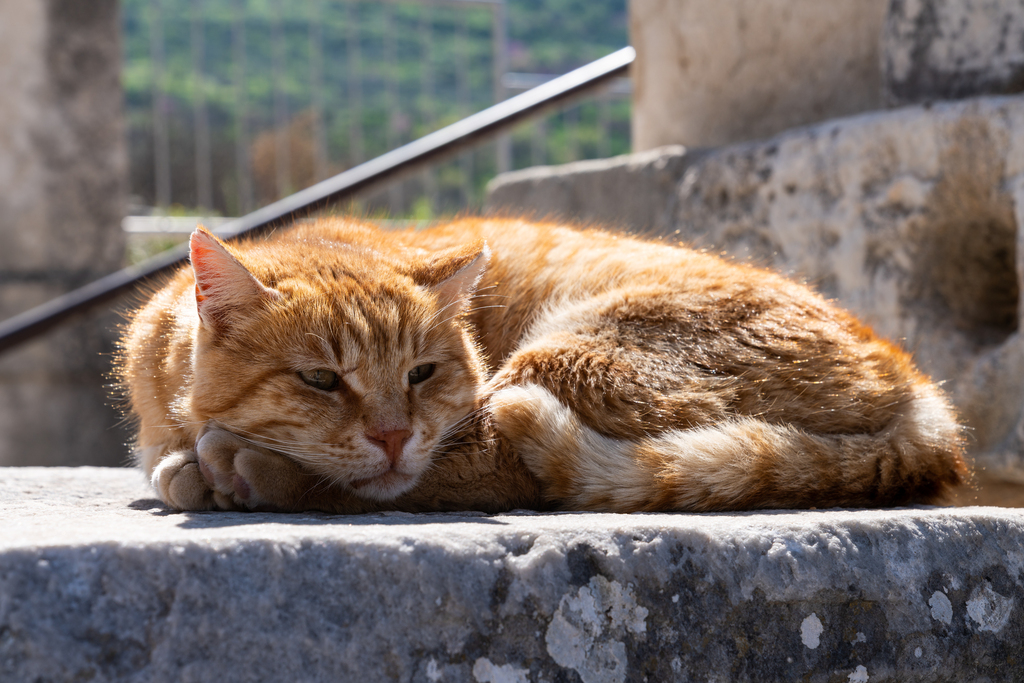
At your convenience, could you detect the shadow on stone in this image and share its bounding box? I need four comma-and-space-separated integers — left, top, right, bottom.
160, 507, 512, 529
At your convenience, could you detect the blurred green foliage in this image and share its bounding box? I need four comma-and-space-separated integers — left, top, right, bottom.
121, 0, 629, 217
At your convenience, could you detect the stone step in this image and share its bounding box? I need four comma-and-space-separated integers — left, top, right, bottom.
3, 467, 1022, 682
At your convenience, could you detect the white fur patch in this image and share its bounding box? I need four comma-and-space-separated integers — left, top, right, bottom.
490, 384, 653, 509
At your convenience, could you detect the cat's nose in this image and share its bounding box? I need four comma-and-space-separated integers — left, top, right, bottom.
366, 428, 412, 466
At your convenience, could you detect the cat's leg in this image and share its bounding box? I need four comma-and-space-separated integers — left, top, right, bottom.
137, 422, 233, 510
195, 427, 317, 511
194, 426, 370, 513
492, 380, 965, 512
487, 290, 965, 511
485, 293, 731, 511
489, 384, 634, 509
147, 430, 312, 511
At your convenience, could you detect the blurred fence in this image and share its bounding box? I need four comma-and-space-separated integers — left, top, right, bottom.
122, 0, 631, 221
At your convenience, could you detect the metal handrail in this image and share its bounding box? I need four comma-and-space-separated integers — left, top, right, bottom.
0, 47, 634, 355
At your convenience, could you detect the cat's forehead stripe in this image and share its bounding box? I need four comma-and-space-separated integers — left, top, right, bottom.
303, 332, 339, 363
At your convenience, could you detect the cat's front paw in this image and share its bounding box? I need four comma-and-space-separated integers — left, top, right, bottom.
151, 449, 219, 511
195, 427, 319, 512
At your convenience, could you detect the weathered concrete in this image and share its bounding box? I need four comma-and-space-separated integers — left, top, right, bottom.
485, 146, 697, 234
0, 0, 129, 466
884, 0, 1024, 105
2, 467, 1022, 682
629, 0, 887, 150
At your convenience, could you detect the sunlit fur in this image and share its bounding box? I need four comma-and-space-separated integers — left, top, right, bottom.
120, 220, 489, 506
117, 217, 969, 513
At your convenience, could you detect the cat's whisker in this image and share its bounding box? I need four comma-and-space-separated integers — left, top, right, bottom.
444, 404, 489, 426
151, 421, 206, 430
432, 410, 492, 443
429, 440, 497, 456
467, 293, 509, 300
426, 304, 508, 332
431, 429, 497, 446
211, 422, 320, 447
232, 440, 324, 463
424, 296, 469, 327
222, 432, 321, 452
304, 332, 337, 361
301, 473, 340, 501
211, 423, 343, 456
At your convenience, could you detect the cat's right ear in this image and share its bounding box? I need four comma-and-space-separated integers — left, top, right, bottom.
189, 227, 281, 331
415, 241, 491, 315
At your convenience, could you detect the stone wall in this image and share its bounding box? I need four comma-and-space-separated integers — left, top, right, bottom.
884, 0, 1024, 105
629, 0, 888, 150
0, 0, 128, 465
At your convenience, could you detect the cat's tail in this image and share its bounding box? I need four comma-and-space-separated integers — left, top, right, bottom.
489, 383, 968, 512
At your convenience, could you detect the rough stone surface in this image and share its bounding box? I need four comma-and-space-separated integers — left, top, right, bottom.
0, 0, 129, 466
884, 0, 1024, 105
3, 468, 1023, 682
629, 0, 887, 150
485, 146, 697, 234
673, 95, 1024, 486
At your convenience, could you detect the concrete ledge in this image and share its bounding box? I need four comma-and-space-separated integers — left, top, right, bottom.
3, 468, 1023, 682
485, 146, 697, 235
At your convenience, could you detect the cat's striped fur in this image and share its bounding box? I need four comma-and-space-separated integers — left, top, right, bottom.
117, 217, 968, 512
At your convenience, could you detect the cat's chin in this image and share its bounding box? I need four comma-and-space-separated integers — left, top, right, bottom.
347, 469, 419, 501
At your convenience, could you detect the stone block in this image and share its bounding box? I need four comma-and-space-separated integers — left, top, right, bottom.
673, 95, 1024, 485
2, 467, 1022, 682
0, 0, 128, 466
0, 0, 126, 276
484, 146, 697, 234
629, 0, 887, 150
884, 0, 1024, 105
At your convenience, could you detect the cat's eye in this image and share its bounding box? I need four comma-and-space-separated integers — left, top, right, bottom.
299, 368, 340, 391
408, 364, 436, 385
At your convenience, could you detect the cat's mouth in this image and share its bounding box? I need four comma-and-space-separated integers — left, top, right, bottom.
348, 469, 417, 500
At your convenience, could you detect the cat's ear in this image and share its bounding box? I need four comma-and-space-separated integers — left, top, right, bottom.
414, 241, 491, 313
189, 227, 281, 330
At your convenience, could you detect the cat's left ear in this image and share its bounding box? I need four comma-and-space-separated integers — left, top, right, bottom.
414, 241, 491, 313
190, 227, 282, 331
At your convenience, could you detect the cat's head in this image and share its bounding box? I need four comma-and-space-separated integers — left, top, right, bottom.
185, 224, 489, 501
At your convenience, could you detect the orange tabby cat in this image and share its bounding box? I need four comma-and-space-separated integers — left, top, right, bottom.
117, 217, 968, 513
